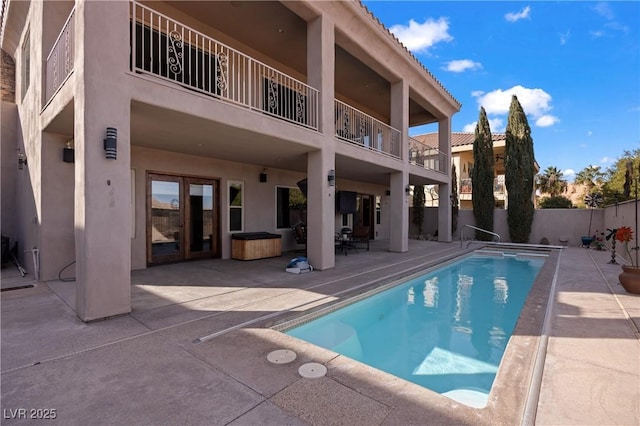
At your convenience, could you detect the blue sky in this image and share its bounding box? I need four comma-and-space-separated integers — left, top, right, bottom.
363, 1, 640, 180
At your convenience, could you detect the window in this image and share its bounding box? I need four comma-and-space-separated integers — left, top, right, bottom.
376, 195, 381, 225
228, 181, 243, 232
276, 186, 306, 229
21, 29, 30, 100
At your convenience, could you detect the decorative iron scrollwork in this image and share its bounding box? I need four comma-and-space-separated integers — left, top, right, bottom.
295, 91, 305, 122
167, 30, 183, 74
216, 53, 228, 92
267, 75, 278, 112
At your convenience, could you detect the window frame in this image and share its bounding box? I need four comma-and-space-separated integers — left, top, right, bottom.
228, 180, 244, 233
21, 28, 30, 100
275, 185, 306, 230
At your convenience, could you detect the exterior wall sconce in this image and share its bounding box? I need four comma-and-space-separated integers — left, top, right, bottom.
104, 127, 117, 160
259, 168, 267, 183
405, 185, 411, 195
63, 139, 74, 163
328, 169, 336, 186
17, 150, 27, 170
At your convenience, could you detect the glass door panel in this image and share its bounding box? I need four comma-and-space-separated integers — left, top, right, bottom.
186, 179, 217, 259
149, 176, 183, 263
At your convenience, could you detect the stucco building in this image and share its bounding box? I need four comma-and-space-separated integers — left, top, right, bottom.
1, 0, 459, 321
412, 132, 539, 210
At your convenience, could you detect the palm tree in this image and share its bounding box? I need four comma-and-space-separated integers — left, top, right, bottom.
537, 166, 568, 197
575, 165, 604, 191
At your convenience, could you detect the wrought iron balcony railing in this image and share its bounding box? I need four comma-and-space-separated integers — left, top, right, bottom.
334, 100, 402, 159
130, 1, 318, 130
45, 7, 75, 102
408, 136, 447, 173
460, 178, 472, 194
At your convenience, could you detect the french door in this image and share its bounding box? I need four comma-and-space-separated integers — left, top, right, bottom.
356, 194, 375, 239
147, 173, 220, 265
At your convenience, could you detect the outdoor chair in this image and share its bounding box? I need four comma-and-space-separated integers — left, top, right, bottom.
351, 225, 370, 251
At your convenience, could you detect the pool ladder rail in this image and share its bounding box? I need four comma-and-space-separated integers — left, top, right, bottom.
461, 224, 566, 251
460, 224, 501, 247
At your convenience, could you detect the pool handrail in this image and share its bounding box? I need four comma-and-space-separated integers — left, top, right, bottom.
460, 224, 501, 247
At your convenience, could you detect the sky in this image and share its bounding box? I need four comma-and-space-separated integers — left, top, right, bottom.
362, 1, 640, 181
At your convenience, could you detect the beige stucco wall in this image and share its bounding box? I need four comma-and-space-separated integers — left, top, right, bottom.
414, 207, 607, 247
1, 102, 18, 243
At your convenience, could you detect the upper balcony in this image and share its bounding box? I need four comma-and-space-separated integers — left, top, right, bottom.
459, 175, 506, 201
130, 1, 319, 131
408, 136, 447, 174
45, 7, 75, 103
40, 1, 454, 174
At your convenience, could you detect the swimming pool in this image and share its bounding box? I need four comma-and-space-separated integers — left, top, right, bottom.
283, 252, 546, 408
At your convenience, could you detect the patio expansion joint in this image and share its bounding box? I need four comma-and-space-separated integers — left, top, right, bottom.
174, 343, 269, 403
586, 249, 640, 341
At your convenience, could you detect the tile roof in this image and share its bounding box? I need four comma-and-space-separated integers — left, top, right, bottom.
412, 132, 507, 148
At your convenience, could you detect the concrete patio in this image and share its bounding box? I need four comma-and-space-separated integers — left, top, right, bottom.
1, 240, 638, 425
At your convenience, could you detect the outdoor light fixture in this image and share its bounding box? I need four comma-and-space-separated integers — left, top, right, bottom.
328, 169, 336, 186
63, 139, 74, 163
17, 150, 27, 170
405, 185, 411, 195
104, 127, 117, 160
260, 168, 267, 183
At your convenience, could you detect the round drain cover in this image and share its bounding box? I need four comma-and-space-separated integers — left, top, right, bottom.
298, 362, 327, 378
267, 349, 297, 364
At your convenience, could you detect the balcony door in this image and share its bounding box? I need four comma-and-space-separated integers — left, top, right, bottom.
147, 173, 219, 265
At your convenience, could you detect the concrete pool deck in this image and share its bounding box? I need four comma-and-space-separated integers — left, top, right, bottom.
1, 240, 638, 425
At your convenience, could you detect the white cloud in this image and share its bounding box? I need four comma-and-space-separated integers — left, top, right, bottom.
389, 18, 453, 53
589, 30, 605, 38
579, 144, 588, 148
444, 59, 482, 73
600, 156, 614, 163
462, 117, 504, 133
474, 85, 553, 117
592, 2, 614, 20
587, 130, 593, 136
489, 118, 505, 132
536, 115, 559, 127
563, 169, 576, 177
505, 6, 531, 23
559, 30, 570, 45
462, 122, 476, 133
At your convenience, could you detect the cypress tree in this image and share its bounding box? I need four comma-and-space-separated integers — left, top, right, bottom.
412, 185, 425, 236
505, 95, 535, 243
471, 107, 495, 240
451, 164, 459, 234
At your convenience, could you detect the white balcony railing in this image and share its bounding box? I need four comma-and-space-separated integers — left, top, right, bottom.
408, 136, 447, 173
335, 100, 401, 159
45, 7, 75, 102
130, 1, 318, 130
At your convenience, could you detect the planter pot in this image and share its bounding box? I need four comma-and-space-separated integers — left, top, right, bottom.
619, 265, 640, 294
581, 236, 594, 247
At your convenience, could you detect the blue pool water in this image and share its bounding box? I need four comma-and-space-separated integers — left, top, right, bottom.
285, 253, 545, 407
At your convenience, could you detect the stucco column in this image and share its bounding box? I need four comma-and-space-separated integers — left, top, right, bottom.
389, 80, 409, 252
305, 15, 335, 270
39, 133, 75, 281
438, 118, 452, 242
74, 1, 131, 321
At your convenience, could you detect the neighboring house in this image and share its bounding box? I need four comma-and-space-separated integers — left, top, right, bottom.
412, 132, 539, 209
1, 0, 460, 321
